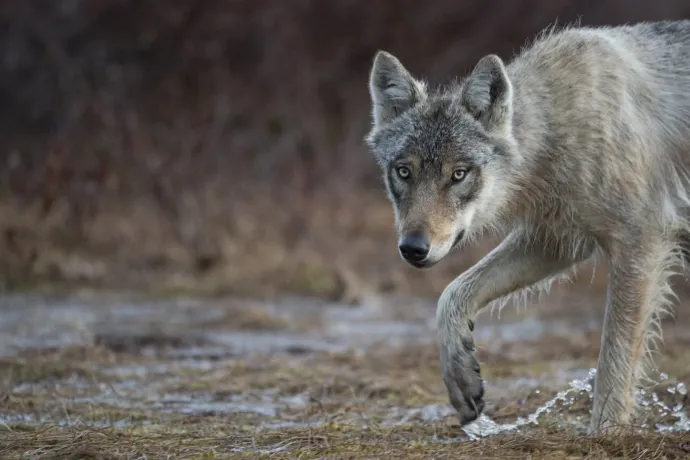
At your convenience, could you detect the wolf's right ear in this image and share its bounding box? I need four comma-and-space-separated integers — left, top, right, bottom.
368, 51, 427, 130
461, 54, 513, 136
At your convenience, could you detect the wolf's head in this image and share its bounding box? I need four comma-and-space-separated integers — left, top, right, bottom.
365, 51, 519, 268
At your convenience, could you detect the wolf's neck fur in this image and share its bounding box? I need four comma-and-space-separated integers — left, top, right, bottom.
489, 61, 554, 225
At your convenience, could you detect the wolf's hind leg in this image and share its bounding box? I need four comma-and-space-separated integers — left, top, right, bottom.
589, 238, 679, 433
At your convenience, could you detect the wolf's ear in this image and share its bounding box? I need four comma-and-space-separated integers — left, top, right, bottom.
368, 51, 427, 129
461, 54, 513, 135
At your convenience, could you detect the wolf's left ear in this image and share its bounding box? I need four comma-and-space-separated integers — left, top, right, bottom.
461, 54, 513, 135
368, 51, 427, 130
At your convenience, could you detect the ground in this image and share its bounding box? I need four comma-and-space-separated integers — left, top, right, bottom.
3, 3, 690, 459
1, 278, 689, 459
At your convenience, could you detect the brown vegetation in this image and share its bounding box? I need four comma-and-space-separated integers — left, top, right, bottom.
2, 1, 690, 299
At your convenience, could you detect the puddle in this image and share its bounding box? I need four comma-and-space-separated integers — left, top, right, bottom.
150, 391, 311, 418
386, 404, 457, 424
462, 369, 690, 439
0, 413, 154, 430
203, 331, 346, 355
0, 294, 436, 358
12, 370, 314, 424
0, 291, 606, 359
97, 361, 217, 378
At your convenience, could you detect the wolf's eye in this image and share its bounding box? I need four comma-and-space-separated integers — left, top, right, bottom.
452, 168, 468, 182
396, 166, 410, 179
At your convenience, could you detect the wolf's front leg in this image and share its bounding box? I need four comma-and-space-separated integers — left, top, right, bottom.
589, 241, 674, 433
436, 230, 595, 425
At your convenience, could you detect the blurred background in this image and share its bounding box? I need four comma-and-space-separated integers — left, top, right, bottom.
3, 0, 690, 302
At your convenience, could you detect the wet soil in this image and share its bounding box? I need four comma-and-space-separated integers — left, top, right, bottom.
0, 283, 689, 458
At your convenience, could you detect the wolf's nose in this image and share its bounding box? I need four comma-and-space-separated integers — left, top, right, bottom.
399, 233, 430, 262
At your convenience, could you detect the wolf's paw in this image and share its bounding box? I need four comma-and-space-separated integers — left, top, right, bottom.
439, 331, 485, 425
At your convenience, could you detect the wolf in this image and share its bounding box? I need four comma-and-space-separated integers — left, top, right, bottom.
364, 20, 690, 433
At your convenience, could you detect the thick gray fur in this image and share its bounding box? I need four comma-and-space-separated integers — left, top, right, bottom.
365, 20, 690, 433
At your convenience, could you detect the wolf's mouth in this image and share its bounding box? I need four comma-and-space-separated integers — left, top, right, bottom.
407, 259, 435, 269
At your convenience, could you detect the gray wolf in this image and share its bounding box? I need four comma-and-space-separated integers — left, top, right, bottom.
364, 20, 690, 433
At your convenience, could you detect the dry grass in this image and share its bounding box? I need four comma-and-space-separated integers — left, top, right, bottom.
1, 327, 689, 459
1, 423, 689, 459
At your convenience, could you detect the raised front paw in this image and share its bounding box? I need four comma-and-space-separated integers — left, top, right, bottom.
439, 331, 485, 425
